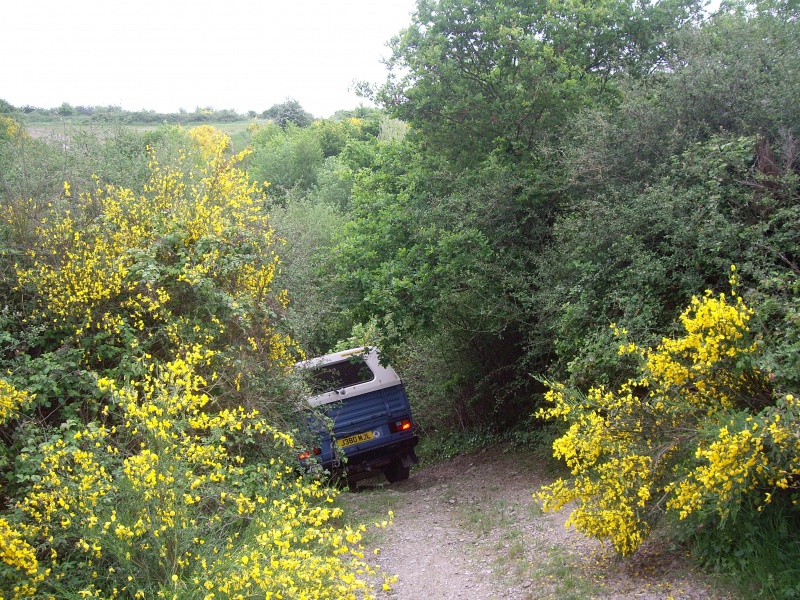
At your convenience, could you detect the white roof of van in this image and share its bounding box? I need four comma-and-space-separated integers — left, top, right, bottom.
295, 347, 403, 407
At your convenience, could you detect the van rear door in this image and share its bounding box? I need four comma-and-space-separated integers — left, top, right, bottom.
297, 348, 418, 483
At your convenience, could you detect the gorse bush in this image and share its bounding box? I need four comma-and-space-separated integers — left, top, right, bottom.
536, 268, 799, 557
12, 129, 297, 417
187, 124, 232, 158
0, 125, 392, 598
2, 350, 388, 599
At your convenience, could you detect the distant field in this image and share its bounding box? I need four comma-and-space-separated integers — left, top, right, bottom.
207, 121, 256, 152
23, 119, 258, 152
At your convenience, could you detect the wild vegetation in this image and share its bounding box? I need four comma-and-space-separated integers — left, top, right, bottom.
0, 115, 394, 598
1, 0, 799, 597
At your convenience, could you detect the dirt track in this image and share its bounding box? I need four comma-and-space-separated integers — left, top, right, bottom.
342, 446, 738, 600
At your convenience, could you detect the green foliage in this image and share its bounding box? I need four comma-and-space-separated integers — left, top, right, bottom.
750, 272, 800, 393
309, 156, 355, 210
250, 122, 325, 197
331, 318, 384, 353
561, 2, 800, 196
245, 117, 389, 356
3, 101, 264, 128
378, 0, 701, 165
248, 116, 379, 203
333, 139, 483, 343
332, 138, 559, 427
5, 348, 97, 419
314, 117, 375, 157
0, 119, 65, 246
57, 102, 76, 117
333, 0, 715, 435
261, 98, 315, 128
663, 3, 800, 137
415, 426, 507, 465
531, 0, 800, 388
686, 499, 800, 598
326, 3, 800, 592
546, 130, 800, 387
268, 196, 351, 355
393, 333, 513, 435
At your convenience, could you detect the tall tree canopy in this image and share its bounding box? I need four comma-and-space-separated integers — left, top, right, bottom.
376, 0, 703, 165
337, 0, 799, 432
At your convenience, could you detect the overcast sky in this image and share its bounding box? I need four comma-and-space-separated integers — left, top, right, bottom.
1, 0, 417, 118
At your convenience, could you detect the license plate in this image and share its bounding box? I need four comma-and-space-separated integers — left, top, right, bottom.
337, 431, 374, 448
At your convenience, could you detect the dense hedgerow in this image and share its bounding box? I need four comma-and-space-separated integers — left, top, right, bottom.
0, 124, 392, 599
536, 267, 800, 557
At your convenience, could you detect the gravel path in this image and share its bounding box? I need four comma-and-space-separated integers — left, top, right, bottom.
342, 446, 739, 600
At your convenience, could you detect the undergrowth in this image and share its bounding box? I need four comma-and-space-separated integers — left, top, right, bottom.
684, 500, 800, 599
415, 420, 563, 470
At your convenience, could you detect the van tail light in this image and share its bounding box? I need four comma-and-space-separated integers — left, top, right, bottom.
389, 419, 412, 433
299, 448, 322, 461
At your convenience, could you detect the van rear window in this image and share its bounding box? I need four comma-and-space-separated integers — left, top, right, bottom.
309, 357, 375, 394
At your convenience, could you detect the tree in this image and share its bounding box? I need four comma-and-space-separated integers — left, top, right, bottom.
261, 98, 315, 128
249, 122, 325, 197
533, 0, 800, 385
334, 0, 703, 427
56, 102, 76, 117
376, 0, 702, 165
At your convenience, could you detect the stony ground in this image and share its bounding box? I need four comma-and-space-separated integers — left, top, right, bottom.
341, 446, 739, 600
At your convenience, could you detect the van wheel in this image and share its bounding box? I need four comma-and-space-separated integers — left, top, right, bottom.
384, 459, 410, 483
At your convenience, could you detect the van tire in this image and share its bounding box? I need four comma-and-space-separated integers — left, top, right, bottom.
384, 459, 410, 483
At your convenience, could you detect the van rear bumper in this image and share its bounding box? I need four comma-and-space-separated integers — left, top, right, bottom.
325, 435, 419, 481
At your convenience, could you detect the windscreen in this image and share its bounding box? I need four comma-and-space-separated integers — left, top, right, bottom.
308, 356, 375, 394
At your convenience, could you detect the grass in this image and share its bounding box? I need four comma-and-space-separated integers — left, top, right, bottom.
461, 496, 517, 538
335, 484, 402, 548
206, 121, 256, 152
526, 545, 602, 600
21, 117, 257, 152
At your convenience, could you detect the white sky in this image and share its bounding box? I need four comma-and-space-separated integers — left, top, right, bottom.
1, 0, 417, 118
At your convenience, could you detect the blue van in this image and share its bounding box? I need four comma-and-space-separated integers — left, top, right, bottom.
296, 347, 419, 484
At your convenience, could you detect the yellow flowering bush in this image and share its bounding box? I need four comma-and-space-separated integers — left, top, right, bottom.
0, 115, 27, 142
188, 124, 232, 158
14, 126, 300, 414
0, 380, 42, 595
536, 269, 799, 555
0, 379, 29, 424
6, 346, 389, 599
2, 126, 388, 598
0, 518, 43, 598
